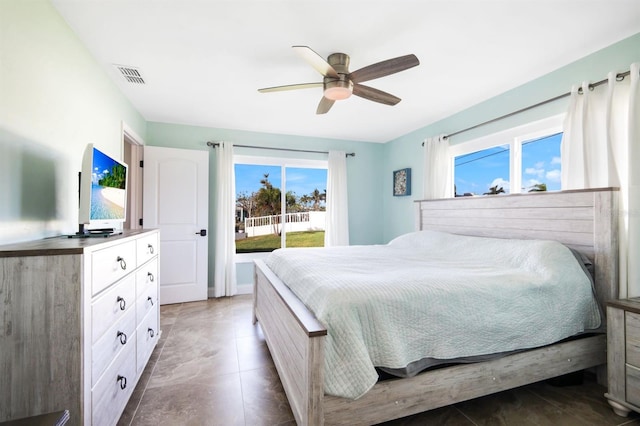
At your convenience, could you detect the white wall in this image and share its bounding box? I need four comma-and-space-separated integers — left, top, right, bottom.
0, 0, 146, 244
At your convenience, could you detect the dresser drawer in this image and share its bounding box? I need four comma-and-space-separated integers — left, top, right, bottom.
136, 306, 159, 374
92, 240, 136, 296
92, 274, 136, 344
136, 257, 158, 299
91, 307, 136, 386
136, 232, 159, 267
137, 279, 158, 324
626, 312, 640, 367
92, 339, 136, 426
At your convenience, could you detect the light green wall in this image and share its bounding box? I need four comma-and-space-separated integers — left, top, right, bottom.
382, 32, 640, 242
0, 0, 146, 244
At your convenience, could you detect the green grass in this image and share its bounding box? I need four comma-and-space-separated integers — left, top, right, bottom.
236, 231, 324, 253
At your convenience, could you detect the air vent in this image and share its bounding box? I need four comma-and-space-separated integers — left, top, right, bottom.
114, 65, 146, 84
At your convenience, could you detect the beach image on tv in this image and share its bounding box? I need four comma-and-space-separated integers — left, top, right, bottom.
90, 149, 126, 220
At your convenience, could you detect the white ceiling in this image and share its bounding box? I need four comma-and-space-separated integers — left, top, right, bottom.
51, 0, 640, 143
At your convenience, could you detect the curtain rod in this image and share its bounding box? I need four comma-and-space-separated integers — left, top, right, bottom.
441, 69, 633, 140
206, 141, 355, 157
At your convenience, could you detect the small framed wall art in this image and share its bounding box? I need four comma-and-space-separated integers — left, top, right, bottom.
393, 168, 411, 196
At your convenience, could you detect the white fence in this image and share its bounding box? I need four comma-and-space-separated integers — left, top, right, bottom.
243, 211, 325, 238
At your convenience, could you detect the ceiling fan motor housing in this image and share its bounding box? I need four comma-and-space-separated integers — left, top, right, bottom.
324, 53, 353, 100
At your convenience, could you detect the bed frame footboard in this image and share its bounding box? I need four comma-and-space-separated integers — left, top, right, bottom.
254, 259, 327, 426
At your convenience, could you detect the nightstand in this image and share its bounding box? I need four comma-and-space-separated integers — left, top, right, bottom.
605, 298, 640, 416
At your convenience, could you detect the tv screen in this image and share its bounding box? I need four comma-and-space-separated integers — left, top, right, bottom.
79, 144, 128, 229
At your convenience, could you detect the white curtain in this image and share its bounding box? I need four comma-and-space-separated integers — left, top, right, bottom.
213, 141, 237, 297
561, 63, 640, 297
324, 151, 349, 246
627, 63, 640, 298
561, 78, 622, 189
422, 135, 452, 199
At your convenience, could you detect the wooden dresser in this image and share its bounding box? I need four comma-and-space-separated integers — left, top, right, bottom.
0, 230, 160, 426
606, 298, 640, 417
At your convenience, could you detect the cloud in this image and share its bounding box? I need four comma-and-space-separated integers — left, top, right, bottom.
546, 169, 561, 182
551, 156, 561, 165
525, 167, 545, 178
489, 177, 510, 192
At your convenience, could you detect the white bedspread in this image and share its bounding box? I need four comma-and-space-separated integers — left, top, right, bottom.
264, 230, 601, 399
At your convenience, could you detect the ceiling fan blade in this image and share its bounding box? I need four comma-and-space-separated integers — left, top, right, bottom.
349, 54, 419, 83
258, 82, 323, 93
293, 45, 339, 78
316, 96, 335, 114
352, 83, 401, 105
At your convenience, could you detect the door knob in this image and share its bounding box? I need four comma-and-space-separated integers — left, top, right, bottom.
195, 229, 207, 236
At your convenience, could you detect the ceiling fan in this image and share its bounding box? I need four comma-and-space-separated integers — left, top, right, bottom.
258, 46, 420, 114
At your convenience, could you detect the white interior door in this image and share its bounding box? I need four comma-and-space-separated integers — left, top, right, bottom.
143, 146, 209, 304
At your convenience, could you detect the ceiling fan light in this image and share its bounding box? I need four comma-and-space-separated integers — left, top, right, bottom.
323, 79, 353, 101
324, 86, 352, 100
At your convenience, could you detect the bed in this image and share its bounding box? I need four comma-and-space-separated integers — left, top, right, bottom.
252, 187, 619, 425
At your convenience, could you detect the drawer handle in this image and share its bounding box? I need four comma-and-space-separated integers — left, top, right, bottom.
148, 244, 155, 254
117, 375, 127, 390
116, 256, 127, 270
117, 331, 127, 345
147, 296, 154, 306
148, 328, 155, 338
117, 296, 126, 311
147, 272, 155, 282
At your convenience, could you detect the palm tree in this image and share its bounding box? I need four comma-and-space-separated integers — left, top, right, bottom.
299, 194, 312, 210
285, 191, 298, 212
484, 185, 505, 195
99, 163, 127, 189
255, 174, 281, 234
310, 188, 326, 211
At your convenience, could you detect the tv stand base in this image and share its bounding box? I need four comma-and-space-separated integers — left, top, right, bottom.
68, 225, 122, 238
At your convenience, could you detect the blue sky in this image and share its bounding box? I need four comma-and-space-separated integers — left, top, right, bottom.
455, 133, 562, 195
235, 164, 328, 198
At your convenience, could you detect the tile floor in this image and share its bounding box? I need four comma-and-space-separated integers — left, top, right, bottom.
119, 295, 640, 426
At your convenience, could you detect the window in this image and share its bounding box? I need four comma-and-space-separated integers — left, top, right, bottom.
451, 115, 563, 196
521, 133, 562, 192
455, 145, 510, 195
234, 155, 327, 254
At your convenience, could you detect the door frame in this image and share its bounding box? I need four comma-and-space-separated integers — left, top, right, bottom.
121, 121, 144, 230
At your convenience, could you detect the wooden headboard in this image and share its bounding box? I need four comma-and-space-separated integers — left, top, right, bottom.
414, 187, 619, 315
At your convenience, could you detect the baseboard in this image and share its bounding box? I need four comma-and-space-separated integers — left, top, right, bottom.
207, 283, 253, 298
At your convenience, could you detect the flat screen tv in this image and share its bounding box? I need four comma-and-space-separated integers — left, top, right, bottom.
77, 143, 128, 235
